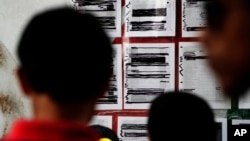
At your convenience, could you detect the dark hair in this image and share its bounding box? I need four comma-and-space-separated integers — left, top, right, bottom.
17, 7, 113, 104
147, 91, 217, 141
205, 0, 228, 31
90, 125, 119, 141
205, 0, 250, 31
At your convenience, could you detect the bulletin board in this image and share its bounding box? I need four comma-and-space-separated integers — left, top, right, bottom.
5, 0, 250, 140
1, 0, 250, 140
67, 0, 233, 140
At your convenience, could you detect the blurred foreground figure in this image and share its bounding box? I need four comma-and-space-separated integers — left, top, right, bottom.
202, 0, 250, 98
2, 7, 113, 141
147, 91, 217, 141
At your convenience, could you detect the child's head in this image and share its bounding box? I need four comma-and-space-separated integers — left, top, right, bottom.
90, 125, 119, 141
16, 7, 113, 104
148, 91, 217, 141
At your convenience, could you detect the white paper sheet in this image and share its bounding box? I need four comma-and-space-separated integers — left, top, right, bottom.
181, 0, 207, 37
179, 42, 231, 109
124, 43, 175, 109
117, 116, 148, 141
89, 115, 113, 129
125, 0, 176, 37
66, 0, 121, 37
95, 44, 122, 110
216, 118, 227, 141
232, 119, 250, 125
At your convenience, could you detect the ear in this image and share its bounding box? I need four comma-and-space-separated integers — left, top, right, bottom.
199, 31, 207, 43
16, 67, 32, 96
199, 30, 213, 49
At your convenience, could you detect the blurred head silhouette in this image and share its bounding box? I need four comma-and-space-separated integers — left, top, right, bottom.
90, 125, 119, 141
202, 0, 250, 97
16, 7, 113, 122
147, 91, 217, 141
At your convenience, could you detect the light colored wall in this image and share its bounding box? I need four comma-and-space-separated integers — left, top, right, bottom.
0, 0, 68, 63
0, 0, 69, 137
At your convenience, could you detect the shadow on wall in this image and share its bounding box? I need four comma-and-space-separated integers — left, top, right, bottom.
0, 41, 32, 137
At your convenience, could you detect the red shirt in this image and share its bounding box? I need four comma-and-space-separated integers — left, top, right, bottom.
2, 119, 100, 141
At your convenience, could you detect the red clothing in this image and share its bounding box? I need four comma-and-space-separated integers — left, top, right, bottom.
2, 119, 100, 141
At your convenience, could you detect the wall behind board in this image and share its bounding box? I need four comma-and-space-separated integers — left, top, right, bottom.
0, 0, 67, 137
0, 0, 67, 62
